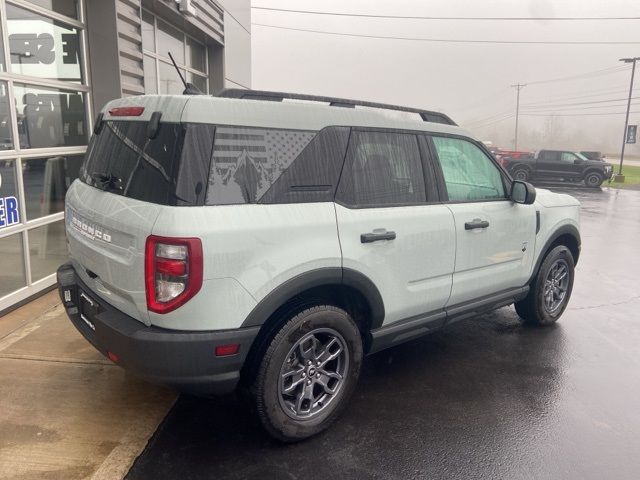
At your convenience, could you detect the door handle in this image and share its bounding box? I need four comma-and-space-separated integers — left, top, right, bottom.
465, 219, 490, 230
360, 231, 396, 243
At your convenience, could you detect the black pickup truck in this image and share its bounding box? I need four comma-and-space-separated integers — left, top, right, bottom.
500, 149, 613, 187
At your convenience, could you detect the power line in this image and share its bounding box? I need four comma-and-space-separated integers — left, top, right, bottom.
522, 111, 640, 117
523, 87, 630, 104
526, 66, 628, 85
467, 114, 516, 129
525, 103, 640, 114
464, 109, 514, 126
522, 95, 640, 109
251, 23, 640, 45
252, 6, 640, 21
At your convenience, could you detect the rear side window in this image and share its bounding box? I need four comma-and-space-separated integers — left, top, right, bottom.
80, 121, 214, 206
431, 136, 506, 202
336, 131, 426, 207
205, 126, 316, 205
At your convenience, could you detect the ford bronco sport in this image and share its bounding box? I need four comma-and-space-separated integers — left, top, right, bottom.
58, 89, 581, 441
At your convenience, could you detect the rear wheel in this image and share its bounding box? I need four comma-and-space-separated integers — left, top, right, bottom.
254, 305, 362, 442
512, 167, 530, 182
584, 171, 603, 188
515, 245, 575, 325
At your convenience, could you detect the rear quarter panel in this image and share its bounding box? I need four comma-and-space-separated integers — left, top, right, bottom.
149, 203, 342, 330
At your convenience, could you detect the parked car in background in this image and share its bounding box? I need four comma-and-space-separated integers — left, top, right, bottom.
499, 149, 613, 187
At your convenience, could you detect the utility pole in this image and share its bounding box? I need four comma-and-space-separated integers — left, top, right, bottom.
511, 83, 526, 150
614, 57, 639, 182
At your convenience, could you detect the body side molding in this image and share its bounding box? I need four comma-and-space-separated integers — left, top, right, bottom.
368, 286, 528, 354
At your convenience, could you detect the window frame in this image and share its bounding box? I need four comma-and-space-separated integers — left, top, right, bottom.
0, 0, 92, 312
141, 8, 209, 95
334, 127, 439, 209
424, 133, 513, 204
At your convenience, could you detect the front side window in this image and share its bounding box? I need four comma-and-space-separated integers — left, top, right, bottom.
561, 152, 578, 163
432, 136, 506, 202
337, 131, 426, 207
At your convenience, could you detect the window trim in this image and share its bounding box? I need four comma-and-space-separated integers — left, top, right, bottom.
334, 127, 434, 210
425, 132, 513, 204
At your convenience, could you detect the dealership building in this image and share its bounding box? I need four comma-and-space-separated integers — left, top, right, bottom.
0, 0, 251, 312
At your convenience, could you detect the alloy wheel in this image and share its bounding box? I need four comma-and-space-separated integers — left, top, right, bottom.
543, 259, 570, 313
278, 328, 349, 420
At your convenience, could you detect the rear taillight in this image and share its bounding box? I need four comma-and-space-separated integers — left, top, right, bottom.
145, 235, 203, 313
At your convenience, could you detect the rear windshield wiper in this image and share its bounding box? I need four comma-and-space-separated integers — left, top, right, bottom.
91, 172, 123, 192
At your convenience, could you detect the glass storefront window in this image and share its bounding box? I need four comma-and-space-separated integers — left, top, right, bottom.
186, 37, 206, 71
28, 220, 67, 282
6, 4, 83, 83
0, 233, 27, 297
158, 61, 185, 95
187, 71, 207, 93
0, 82, 14, 150
14, 84, 87, 149
157, 20, 184, 65
24, 0, 79, 19
22, 154, 83, 221
142, 11, 208, 95
0, 159, 20, 229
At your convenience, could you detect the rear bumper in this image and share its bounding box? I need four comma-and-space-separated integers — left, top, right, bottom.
56, 263, 259, 395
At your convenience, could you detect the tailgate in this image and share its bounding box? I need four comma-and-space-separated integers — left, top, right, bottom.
66, 181, 160, 324
65, 95, 193, 325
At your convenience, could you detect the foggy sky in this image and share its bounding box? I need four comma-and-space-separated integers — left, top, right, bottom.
251, 0, 640, 155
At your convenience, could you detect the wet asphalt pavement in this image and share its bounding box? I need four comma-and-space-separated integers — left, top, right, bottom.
127, 185, 640, 480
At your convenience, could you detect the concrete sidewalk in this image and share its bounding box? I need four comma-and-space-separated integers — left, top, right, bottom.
0, 291, 176, 480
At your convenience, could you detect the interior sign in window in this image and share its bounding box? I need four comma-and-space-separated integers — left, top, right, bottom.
7, 6, 83, 83
0, 173, 20, 228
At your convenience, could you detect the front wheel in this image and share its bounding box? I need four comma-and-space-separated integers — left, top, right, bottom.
584, 171, 603, 188
254, 305, 363, 442
515, 245, 575, 325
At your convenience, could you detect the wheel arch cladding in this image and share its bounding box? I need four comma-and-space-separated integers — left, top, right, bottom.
240, 268, 385, 330
529, 225, 580, 285
238, 268, 385, 383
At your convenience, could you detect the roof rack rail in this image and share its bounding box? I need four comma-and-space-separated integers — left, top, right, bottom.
215, 88, 457, 126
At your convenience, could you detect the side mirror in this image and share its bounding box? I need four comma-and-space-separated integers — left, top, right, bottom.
511, 180, 536, 205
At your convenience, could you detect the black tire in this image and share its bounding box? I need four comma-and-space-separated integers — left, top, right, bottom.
254, 305, 363, 442
584, 171, 603, 188
512, 167, 530, 182
515, 245, 575, 326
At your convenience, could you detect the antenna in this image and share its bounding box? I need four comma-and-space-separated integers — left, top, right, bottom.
167, 51, 203, 95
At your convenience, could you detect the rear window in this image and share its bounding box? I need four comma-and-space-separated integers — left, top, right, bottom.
80, 121, 214, 206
